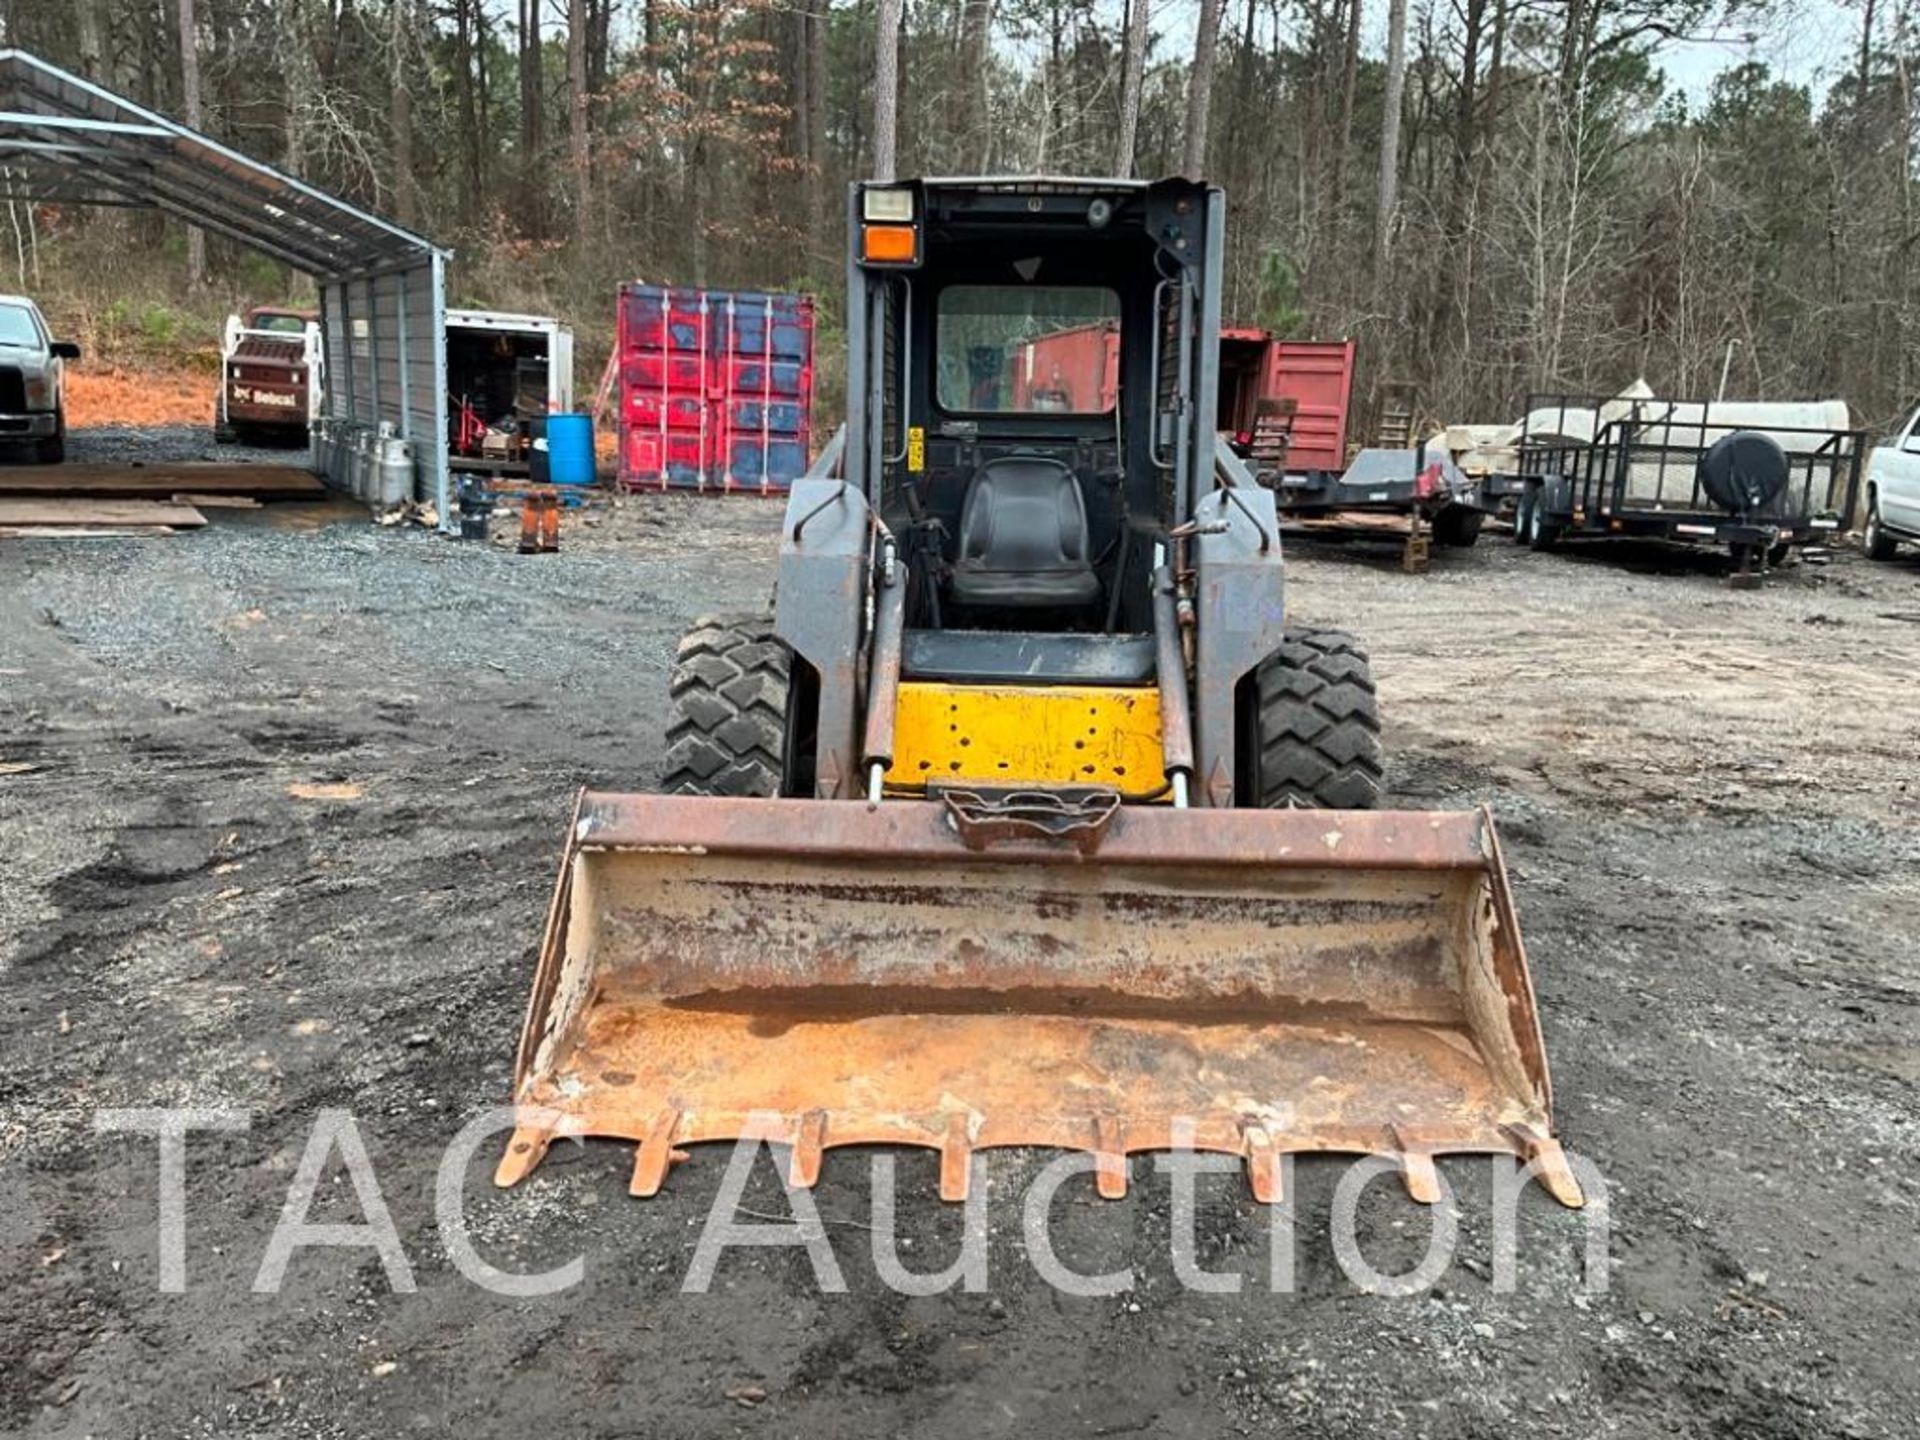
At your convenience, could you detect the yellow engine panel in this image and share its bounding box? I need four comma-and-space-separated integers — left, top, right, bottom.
884, 683, 1167, 793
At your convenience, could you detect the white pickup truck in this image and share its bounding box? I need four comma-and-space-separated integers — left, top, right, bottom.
1863, 407, 1920, 560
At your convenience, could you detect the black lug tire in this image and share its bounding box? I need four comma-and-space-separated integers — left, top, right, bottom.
1864, 494, 1899, 562
662, 613, 795, 797
1243, 628, 1385, 811
1433, 504, 1484, 548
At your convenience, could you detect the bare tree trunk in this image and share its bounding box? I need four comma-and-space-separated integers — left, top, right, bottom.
807, 0, 829, 257
389, 0, 417, 227
1181, 0, 1224, 180
588, 0, 612, 94
791, 4, 812, 187
568, 0, 592, 245
284, 0, 313, 178
77, 0, 106, 76
873, 0, 902, 180
176, 0, 205, 285
1373, 0, 1408, 277
1115, 0, 1148, 176
519, 0, 545, 236
452, 0, 484, 226
278, 2, 317, 295
1860, 0, 1878, 99
958, 0, 995, 170
1331, 0, 1362, 217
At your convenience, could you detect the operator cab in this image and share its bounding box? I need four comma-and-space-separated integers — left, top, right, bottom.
849, 178, 1218, 648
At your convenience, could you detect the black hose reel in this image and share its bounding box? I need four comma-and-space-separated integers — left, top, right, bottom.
1696, 430, 1789, 517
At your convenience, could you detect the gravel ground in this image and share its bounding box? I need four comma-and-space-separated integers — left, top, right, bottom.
67, 423, 303, 470
2, 460, 1918, 1438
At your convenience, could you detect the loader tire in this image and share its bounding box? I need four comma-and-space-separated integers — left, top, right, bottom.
1242, 628, 1385, 810
662, 613, 799, 798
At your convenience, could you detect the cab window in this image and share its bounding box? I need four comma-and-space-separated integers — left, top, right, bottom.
0, 305, 42, 349
935, 285, 1120, 415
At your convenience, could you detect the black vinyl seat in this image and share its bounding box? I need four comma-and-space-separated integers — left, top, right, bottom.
948, 456, 1101, 608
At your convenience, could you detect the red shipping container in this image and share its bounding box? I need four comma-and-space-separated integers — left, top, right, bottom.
617, 283, 816, 494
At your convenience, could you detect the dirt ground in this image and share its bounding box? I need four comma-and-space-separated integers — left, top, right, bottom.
65, 366, 219, 430
3, 434, 1918, 1438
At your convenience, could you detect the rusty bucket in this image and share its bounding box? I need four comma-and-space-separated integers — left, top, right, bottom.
497, 791, 1580, 1207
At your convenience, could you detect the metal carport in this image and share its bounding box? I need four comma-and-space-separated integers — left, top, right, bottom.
0, 48, 451, 522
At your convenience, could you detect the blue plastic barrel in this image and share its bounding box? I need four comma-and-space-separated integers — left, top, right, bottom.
544, 413, 595, 488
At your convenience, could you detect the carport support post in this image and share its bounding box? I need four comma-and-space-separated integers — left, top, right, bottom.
430, 251, 451, 530
365, 276, 382, 425
340, 281, 358, 434
395, 267, 412, 442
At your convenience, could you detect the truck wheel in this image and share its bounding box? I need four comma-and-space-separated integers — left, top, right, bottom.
662, 613, 811, 798
35, 411, 64, 465
1864, 491, 1900, 562
1432, 504, 1484, 548
1240, 628, 1385, 811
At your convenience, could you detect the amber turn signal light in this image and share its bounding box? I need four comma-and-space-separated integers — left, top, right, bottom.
862, 224, 917, 263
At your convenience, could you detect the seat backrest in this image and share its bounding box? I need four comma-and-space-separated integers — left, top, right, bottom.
955, 456, 1090, 574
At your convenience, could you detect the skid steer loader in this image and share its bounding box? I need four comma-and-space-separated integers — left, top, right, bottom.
498, 177, 1580, 1209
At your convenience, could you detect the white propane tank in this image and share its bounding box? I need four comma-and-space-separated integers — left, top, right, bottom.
377, 434, 414, 507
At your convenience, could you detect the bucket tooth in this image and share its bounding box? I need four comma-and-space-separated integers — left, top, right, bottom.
1507, 1124, 1585, 1209
1392, 1125, 1443, 1204
628, 1110, 685, 1197
494, 1122, 555, 1188
1242, 1125, 1284, 1204
1399, 1152, 1442, 1205
788, 1110, 829, 1189
939, 1113, 975, 1201
1093, 1116, 1127, 1199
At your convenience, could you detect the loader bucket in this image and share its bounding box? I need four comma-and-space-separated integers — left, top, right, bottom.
498, 791, 1580, 1207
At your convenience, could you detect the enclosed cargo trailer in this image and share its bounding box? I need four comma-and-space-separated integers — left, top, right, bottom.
445, 309, 575, 477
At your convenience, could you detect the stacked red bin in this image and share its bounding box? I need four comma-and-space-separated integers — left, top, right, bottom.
616, 284, 815, 494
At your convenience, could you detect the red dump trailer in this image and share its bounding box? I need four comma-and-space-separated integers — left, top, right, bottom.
1008, 321, 1120, 412
1217, 330, 1355, 472
616, 284, 815, 494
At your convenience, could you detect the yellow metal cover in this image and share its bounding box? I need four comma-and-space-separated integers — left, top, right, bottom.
884, 682, 1166, 792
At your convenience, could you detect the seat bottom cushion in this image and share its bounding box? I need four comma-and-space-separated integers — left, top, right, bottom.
948, 567, 1103, 608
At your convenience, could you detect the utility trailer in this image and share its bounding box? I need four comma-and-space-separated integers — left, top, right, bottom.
216, 305, 323, 443
1267, 443, 1491, 572
1217, 348, 1492, 571
1516, 392, 1864, 583
446, 309, 575, 478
